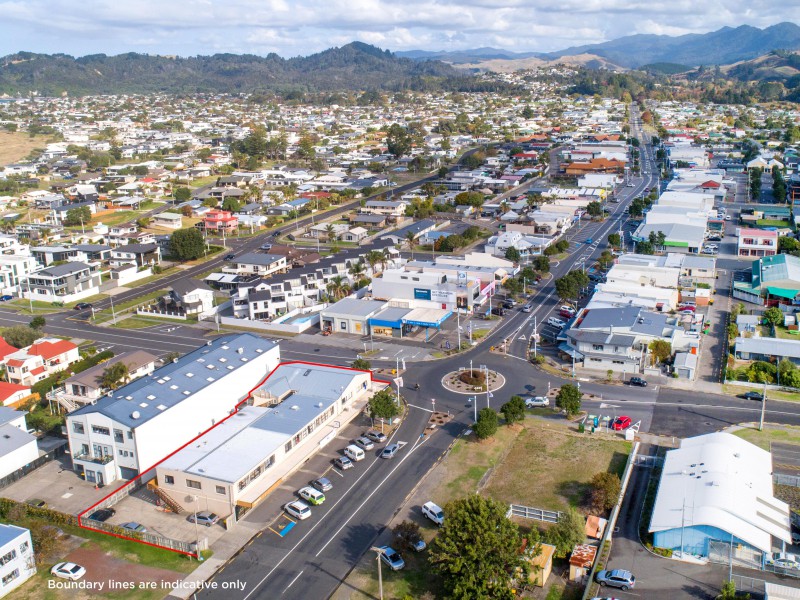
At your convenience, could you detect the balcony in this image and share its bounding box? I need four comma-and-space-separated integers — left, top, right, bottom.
73, 452, 114, 465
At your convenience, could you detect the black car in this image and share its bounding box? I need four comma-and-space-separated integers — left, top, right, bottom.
88, 508, 115, 522
629, 377, 647, 387
74, 302, 93, 310
224, 253, 236, 261
502, 300, 514, 310
491, 306, 506, 316
743, 391, 764, 401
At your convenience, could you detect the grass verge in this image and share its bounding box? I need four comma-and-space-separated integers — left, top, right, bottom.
732, 423, 800, 451
723, 383, 800, 403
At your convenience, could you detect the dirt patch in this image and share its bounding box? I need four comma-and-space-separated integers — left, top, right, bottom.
69, 546, 184, 590
0, 131, 50, 167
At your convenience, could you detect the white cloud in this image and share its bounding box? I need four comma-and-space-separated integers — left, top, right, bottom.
0, 0, 796, 57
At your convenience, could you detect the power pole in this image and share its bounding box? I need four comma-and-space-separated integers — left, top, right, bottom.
759, 380, 767, 431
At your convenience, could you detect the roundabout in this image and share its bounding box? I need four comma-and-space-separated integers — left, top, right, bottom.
440, 368, 506, 396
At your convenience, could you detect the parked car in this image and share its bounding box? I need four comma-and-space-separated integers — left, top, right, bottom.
521, 305, 532, 313
312, 477, 332, 492
381, 443, 400, 459
88, 508, 115, 522
378, 546, 405, 571
120, 522, 147, 533
628, 377, 647, 387
595, 569, 636, 590
502, 300, 515, 310
611, 416, 632, 431
284, 500, 312, 520
676, 304, 695, 312
547, 317, 566, 329
725, 215, 732, 221
422, 501, 444, 525
365, 430, 387, 444
559, 309, 576, 319
298, 486, 325, 506
51, 562, 86, 581
742, 391, 764, 401
188, 511, 219, 527
766, 552, 800, 570
525, 396, 549, 408
74, 302, 93, 310
25, 498, 46, 508
354, 436, 375, 451
260, 243, 273, 251
491, 306, 506, 316
792, 530, 800, 545
334, 456, 353, 470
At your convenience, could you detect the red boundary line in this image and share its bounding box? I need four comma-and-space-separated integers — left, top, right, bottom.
76, 360, 391, 557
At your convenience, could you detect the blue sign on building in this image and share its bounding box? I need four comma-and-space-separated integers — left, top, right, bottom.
414, 288, 431, 301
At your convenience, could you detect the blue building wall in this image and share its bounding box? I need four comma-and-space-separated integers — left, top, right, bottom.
653, 524, 756, 558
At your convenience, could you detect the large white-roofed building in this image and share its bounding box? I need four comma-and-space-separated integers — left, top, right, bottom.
649, 432, 791, 560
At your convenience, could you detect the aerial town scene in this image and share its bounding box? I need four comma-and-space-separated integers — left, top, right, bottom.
0, 2, 800, 599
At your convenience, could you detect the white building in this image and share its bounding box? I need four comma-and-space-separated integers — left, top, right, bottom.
650, 432, 791, 558
0, 407, 39, 482
65, 334, 281, 486
0, 524, 36, 597
155, 363, 384, 519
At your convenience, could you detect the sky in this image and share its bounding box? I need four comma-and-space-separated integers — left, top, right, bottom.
0, 0, 797, 58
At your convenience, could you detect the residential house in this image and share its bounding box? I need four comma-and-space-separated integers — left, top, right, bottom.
737, 228, 777, 258
362, 200, 409, 217
341, 227, 368, 243
109, 243, 161, 268
165, 279, 215, 315
0, 524, 36, 595
22, 262, 102, 303
151, 212, 182, 229
0, 382, 32, 408
222, 253, 287, 277
51, 350, 157, 413
5, 339, 79, 386
196, 210, 238, 234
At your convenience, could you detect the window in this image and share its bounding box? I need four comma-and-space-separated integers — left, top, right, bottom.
340, 321, 346, 330
91, 425, 110, 436
164, 475, 174, 485
19, 542, 28, 554
113, 429, 123, 443
0, 550, 16, 566
127, 430, 133, 440
215, 486, 226, 495
612, 360, 624, 365
1, 569, 19, 586
285, 440, 292, 453
186, 479, 201, 490
592, 344, 604, 351
72, 422, 85, 435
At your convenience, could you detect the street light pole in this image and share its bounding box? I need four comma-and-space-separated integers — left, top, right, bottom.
760, 380, 767, 431
370, 547, 384, 600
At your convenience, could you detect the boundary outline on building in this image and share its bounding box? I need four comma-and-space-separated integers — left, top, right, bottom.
74, 359, 391, 557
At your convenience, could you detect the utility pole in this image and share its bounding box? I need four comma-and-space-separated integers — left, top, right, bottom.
110, 293, 117, 325
760, 380, 767, 431
370, 547, 384, 600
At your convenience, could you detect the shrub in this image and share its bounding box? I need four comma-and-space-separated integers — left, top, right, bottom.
459, 369, 486, 386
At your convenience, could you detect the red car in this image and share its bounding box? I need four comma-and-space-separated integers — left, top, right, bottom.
611, 416, 632, 431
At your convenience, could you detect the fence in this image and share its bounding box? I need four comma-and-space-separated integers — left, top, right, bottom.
708, 539, 763, 570
135, 308, 187, 320
86, 518, 205, 555
0, 442, 67, 490
507, 504, 562, 524
733, 574, 766, 598
775, 473, 800, 487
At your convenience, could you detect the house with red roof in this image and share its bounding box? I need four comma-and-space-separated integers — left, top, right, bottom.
0, 382, 33, 407
0, 338, 17, 366
5, 338, 79, 386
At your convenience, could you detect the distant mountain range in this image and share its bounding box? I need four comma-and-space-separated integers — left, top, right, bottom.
403, 22, 800, 70
0, 42, 475, 96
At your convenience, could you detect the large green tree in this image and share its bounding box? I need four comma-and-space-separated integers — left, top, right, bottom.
474, 407, 499, 439
556, 384, 582, 417
174, 187, 192, 202
386, 124, 412, 158
368, 389, 400, 420
763, 306, 784, 328
500, 396, 526, 425
169, 228, 206, 261
63, 206, 92, 227
1, 326, 40, 348
545, 507, 585, 557
429, 495, 532, 600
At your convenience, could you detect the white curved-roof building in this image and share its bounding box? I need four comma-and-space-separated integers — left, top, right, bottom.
649, 432, 791, 556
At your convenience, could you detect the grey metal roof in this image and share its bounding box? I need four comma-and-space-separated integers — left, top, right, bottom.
735, 336, 800, 360
65, 351, 157, 389
0, 422, 35, 455
38, 261, 92, 277
381, 219, 436, 239
577, 306, 641, 330
322, 297, 386, 318
370, 306, 413, 323
0, 406, 22, 426
70, 334, 278, 428
680, 255, 716, 270
234, 252, 285, 266
630, 312, 672, 336
566, 329, 636, 347
114, 243, 158, 254
170, 278, 213, 297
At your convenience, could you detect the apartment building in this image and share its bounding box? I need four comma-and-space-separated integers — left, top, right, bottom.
22, 262, 102, 303
0, 524, 36, 596
222, 253, 287, 277
737, 228, 777, 258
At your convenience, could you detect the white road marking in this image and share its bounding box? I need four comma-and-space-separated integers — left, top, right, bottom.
283, 570, 303, 592
406, 403, 434, 413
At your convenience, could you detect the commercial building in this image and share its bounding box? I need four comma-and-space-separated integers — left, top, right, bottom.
65, 334, 281, 486
649, 432, 790, 560
733, 254, 800, 306
320, 298, 387, 335
154, 362, 385, 520
738, 228, 778, 258
0, 524, 36, 596
371, 267, 480, 313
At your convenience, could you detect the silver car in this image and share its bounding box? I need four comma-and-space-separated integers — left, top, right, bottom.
354, 436, 375, 451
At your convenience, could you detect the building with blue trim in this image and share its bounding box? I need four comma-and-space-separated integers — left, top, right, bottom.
649, 432, 791, 561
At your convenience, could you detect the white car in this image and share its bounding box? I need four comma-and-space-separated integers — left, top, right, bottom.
725, 215, 732, 221
51, 562, 86, 581
526, 396, 550, 408
547, 317, 566, 329
284, 500, 312, 520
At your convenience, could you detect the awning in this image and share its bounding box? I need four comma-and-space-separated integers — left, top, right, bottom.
403, 308, 452, 328
558, 342, 583, 360
766, 286, 799, 300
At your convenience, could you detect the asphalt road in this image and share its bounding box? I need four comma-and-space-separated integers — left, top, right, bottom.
13, 124, 800, 599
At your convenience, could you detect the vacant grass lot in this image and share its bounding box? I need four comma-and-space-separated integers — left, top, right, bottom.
723, 383, 800, 403
733, 423, 800, 451
0, 132, 50, 166
483, 422, 631, 511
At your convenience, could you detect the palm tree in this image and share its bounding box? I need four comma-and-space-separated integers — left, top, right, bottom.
365, 250, 383, 275
326, 275, 351, 300
348, 260, 365, 280
100, 362, 129, 390
325, 223, 337, 243
405, 231, 417, 260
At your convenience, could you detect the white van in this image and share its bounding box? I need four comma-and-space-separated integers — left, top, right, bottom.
422, 501, 444, 526
344, 445, 365, 462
